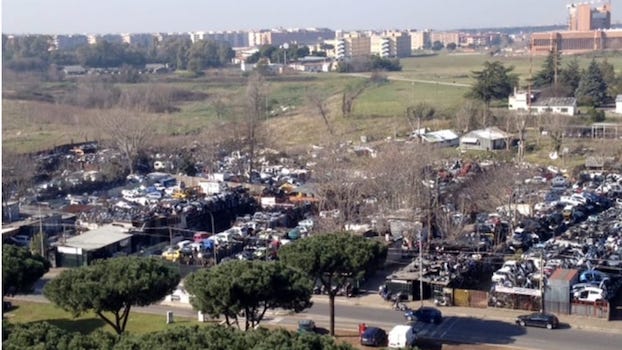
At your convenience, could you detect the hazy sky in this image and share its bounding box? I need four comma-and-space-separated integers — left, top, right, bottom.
2, 0, 621, 34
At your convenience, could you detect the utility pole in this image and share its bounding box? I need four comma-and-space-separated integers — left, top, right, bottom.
38, 205, 45, 257
418, 226, 424, 308
206, 210, 217, 264
540, 252, 545, 313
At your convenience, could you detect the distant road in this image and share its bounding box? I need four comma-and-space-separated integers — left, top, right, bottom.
346, 72, 471, 88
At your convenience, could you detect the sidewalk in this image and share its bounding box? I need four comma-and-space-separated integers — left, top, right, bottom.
311, 293, 622, 334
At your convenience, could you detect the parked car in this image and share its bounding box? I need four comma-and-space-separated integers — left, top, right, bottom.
573, 286, 607, 302
388, 325, 417, 349
491, 270, 511, 284
579, 270, 609, 284
161, 248, 181, 262
404, 306, 442, 324
551, 176, 568, 187
7, 235, 31, 247
297, 319, 316, 334
360, 327, 388, 347
516, 312, 559, 329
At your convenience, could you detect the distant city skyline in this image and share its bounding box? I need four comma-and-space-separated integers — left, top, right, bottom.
2, 0, 621, 35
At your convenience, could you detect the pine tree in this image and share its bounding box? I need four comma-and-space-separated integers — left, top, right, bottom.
575, 59, 608, 107
559, 58, 581, 95
531, 50, 561, 88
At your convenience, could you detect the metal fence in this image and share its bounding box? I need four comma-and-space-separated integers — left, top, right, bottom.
571, 300, 610, 320
453, 289, 488, 308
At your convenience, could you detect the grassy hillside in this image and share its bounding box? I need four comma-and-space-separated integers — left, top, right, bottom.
3, 51, 622, 155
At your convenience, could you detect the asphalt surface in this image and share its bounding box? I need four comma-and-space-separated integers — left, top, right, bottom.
10, 269, 622, 350
10, 290, 622, 350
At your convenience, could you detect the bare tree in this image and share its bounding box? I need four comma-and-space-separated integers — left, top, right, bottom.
2, 151, 35, 221
341, 81, 368, 118
311, 145, 369, 230
405, 102, 436, 136
541, 113, 570, 154
306, 88, 334, 135
94, 109, 154, 174
454, 100, 485, 133
245, 72, 268, 178
512, 112, 530, 162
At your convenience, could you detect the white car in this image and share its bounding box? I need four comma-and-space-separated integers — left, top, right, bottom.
574, 286, 606, 302
492, 270, 511, 283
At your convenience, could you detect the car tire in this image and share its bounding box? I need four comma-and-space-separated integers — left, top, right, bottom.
519, 321, 526, 327
546, 323, 553, 330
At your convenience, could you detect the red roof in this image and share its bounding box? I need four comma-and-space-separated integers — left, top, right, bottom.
549, 268, 579, 281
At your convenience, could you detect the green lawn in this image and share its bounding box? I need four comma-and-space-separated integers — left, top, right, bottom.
3, 300, 200, 335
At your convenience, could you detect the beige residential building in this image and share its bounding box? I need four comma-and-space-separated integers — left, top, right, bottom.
430, 31, 460, 46
409, 30, 430, 50
342, 32, 371, 58
372, 31, 411, 57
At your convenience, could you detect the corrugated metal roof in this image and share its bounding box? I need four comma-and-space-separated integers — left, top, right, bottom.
61, 224, 133, 251
532, 97, 576, 107
549, 268, 579, 282
463, 127, 510, 140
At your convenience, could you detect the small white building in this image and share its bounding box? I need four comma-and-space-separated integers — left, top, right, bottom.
531, 97, 576, 116
508, 90, 576, 116
415, 129, 460, 147
616, 95, 622, 114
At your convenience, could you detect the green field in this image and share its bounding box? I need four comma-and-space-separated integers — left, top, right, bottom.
3, 51, 622, 154
3, 300, 199, 335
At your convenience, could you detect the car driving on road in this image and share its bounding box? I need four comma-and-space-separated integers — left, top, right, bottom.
516, 312, 559, 329
404, 306, 443, 324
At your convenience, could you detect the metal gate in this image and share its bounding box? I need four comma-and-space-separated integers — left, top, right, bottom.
453, 289, 488, 308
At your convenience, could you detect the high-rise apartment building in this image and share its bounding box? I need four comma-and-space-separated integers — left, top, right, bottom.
568, 2, 611, 31
430, 31, 461, 46
409, 30, 430, 50
248, 28, 335, 47
532, 1, 620, 55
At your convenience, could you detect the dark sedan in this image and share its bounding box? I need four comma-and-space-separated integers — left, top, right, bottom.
360, 327, 387, 347
516, 312, 559, 329
404, 306, 443, 324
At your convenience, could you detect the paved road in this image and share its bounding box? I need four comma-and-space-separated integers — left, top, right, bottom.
299, 302, 622, 350
345, 72, 471, 88
11, 293, 622, 350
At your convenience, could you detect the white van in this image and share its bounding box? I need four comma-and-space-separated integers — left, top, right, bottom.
388, 325, 416, 349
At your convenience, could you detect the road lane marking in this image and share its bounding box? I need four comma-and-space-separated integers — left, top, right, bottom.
439, 316, 460, 339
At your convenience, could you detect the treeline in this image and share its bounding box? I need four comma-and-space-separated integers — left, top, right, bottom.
3, 322, 354, 350
335, 55, 402, 72
2, 35, 235, 72
245, 43, 315, 64
529, 51, 622, 107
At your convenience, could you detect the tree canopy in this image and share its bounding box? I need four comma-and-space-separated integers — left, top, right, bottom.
2, 322, 117, 350
531, 50, 561, 88
4, 322, 354, 350
575, 59, 608, 107
43, 256, 180, 334
466, 61, 518, 106
559, 57, 581, 95
184, 260, 313, 331
278, 233, 387, 335
2, 244, 50, 298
